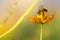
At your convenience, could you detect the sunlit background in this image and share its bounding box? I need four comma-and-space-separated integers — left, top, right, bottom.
0, 0, 60, 40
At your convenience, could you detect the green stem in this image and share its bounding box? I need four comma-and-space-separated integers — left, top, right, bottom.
40, 24, 43, 40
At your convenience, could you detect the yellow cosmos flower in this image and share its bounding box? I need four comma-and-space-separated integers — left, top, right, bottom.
29, 8, 55, 24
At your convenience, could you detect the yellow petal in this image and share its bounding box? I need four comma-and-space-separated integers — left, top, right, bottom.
47, 14, 55, 22
28, 17, 35, 22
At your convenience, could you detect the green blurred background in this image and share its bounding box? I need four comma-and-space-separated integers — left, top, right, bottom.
0, 0, 60, 40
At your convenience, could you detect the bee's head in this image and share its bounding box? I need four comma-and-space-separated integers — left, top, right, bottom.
38, 10, 41, 14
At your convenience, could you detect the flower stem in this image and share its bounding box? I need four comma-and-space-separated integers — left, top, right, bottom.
40, 24, 43, 40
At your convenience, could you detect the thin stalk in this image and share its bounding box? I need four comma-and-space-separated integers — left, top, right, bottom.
40, 24, 43, 40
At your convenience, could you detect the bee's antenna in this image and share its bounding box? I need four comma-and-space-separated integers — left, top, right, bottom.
40, 4, 44, 10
